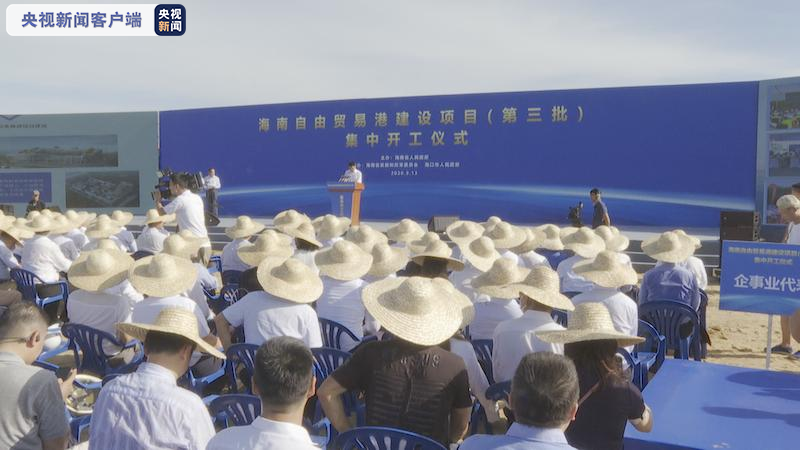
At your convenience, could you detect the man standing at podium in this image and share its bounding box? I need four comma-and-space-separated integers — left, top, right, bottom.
340, 162, 363, 183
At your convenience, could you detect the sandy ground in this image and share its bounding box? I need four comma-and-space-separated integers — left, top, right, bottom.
704, 282, 800, 374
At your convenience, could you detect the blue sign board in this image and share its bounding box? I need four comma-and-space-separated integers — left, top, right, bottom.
720, 240, 800, 315
0, 172, 51, 203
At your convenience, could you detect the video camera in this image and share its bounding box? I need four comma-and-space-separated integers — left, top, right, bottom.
152, 168, 204, 201
568, 201, 584, 227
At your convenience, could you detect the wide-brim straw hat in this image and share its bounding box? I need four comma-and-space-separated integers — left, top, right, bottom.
85, 215, 123, 239
559, 226, 581, 240
408, 232, 442, 254
259, 229, 294, 247
641, 231, 696, 263
471, 258, 531, 299
459, 236, 501, 272
129, 253, 198, 298
313, 215, 351, 241
536, 302, 645, 347
273, 209, 311, 233
481, 216, 503, 231
11, 219, 35, 239
64, 210, 95, 227
535, 224, 565, 251
283, 222, 322, 248
368, 243, 410, 278
410, 240, 465, 271
561, 228, 605, 259
257, 258, 323, 304
672, 229, 702, 249
572, 250, 638, 288
111, 210, 134, 227
594, 225, 630, 253
510, 265, 575, 311
345, 225, 389, 253
144, 209, 176, 226
386, 219, 426, 243
117, 307, 225, 359
362, 276, 471, 346
238, 233, 294, 267
0, 226, 28, 246
445, 220, 485, 244
225, 215, 266, 239
161, 234, 203, 260
315, 240, 373, 281
25, 215, 57, 234
510, 228, 547, 254
49, 216, 76, 235
483, 222, 527, 249
68, 249, 134, 292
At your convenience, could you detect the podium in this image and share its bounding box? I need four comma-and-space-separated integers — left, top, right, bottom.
327, 182, 365, 225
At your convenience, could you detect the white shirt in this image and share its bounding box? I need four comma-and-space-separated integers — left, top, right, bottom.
66, 288, 139, 353
449, 263, 483, 301
788, 222, 800, 245
656, 256, 708, 291
469, 298, 524, 340
222, 238, 251, 273
65, 228, 89, 250
222, 291, 323, 348
320, 236, 344, 248
492, 310, 565, 383
115, 228, 138, 253
572, 288, 638, 351
341, 168, 363, 183
136, 226, 170, 254
316, 277, 378, 350
163, 190, 208, 239
206, 416, 318, 450
89, 362, 215, 450
187, 263, 218, 320
517, 250, 549, 269
449, 338, 500, 423
500, 250, 520, 266
204, 175, 221, 190
293, 249, 319, 274
50, 234, 80, 261
131, 295, 211, 366
21, 234, 72, 283
0, 240, 20, 281
556, 255, 596, 294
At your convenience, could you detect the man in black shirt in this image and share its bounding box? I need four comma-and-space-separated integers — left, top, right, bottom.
25, 190, 45, 214
590, 188, 610, 229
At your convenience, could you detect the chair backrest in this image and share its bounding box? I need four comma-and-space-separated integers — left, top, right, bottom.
209, 394, 261, 428
485, 380, 512, 403
225, 343, 259, 394
209, 255, 223, 274
636, 319, 663, 354
550, 309, 568, 327
131, 250, 154, 261
221, 285, 248, 306
616, 348, 638, 384
334, 426, 447, 450
221, 270, 243, 285
638, 300, 700, 359
470, 339, 494, 385
311, 347, 351, 389
61, 323, 124, 376
10, 268, 40, 301
319, 318, 360, 351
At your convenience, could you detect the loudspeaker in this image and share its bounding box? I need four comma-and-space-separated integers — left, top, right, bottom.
719, 211, 759, 242
205, 211, 220, 227
428, 216, 459, 233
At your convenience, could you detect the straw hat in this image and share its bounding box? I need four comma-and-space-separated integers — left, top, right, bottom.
559, 227, 580, 240
95, 239, 122, 252
283, 222, 322, 248
672, 229, 702, 249
129, 253, 198, 298
411, 240, 465, 271
483, 222, 527, 249
110, 210, 133, 227
511, 266, 574, 311
459, 236, 501, 272
237, 232, 294, 267
40, 210, 55, 218
273, 209, 311, 233
259, 229, 294, 247
386, 219, 426, 244
445, 220, 485, 244
315, 240, 373, 281
572, 250, 638, 288
471, 258, 531, 299
144, 209, 176, 226
345, 225, 389, 253
510, 228, 547, 254
362, 276, 470, 346
481, 216, 503, 231
641, 231, 695, 263
313, 215, 351, 241
256, 258, 323, 304
536, 302, 645, 347
367, 243, 410, 278
0, 211, 14, 229
49, 215, 76, 235
561, 228, 605, 258
161, 234, 203, 260
85, 215, 122, 239
408, 232, 442, 255
11, 219, 35, 239
117, 307, 225, 359
594, 225, 630, 253
68, 249, 134, 292
64, 210, 95, 228
0, 226, 29, 245
25, 215, 57, 234
534, 224, 565, 251
225, 216, 265, 239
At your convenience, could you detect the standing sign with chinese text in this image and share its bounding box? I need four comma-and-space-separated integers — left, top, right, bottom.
160, 81, 758, 225
720, 240, 800, 315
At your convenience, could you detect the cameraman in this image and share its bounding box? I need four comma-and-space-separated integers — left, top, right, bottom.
155, 173, 211, 261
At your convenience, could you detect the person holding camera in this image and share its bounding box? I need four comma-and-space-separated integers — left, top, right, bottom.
155, 173, 211, 261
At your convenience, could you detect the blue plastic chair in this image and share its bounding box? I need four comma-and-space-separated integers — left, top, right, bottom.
551, 309, 568, 327
70, 415, 91, 444
225, 343, 259, 394
333, 426, 447, 450
10, 268, 69, 310
471, 339, 495, 385
319, 318, 360, 351
485, 380, 512, 404
209, 255, 223, 274
635, 319, 667, 383
221, 270, 243, 285
617, 348, 643, 390
60, 323, 143, 377
310, 347, 363, 426
131, 250, 153, 260
639, 300, 702, 361
209, 394, 261, 429
205, 285, 248, 315
182, 361, 227, 396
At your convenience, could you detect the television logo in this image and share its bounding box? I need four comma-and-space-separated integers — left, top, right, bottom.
154, 4, 185, 36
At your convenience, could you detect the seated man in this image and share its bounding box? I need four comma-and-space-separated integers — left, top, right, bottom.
556, 228, 605, 294
0, 226, 24, 307
222, 216, 264, 283
0, 302, 74, 450
215, 258, 323, 349
460, 352, 580, 450
135, 209, 174, 254
318, 277, 473, 447
90, 308, 222, 449
207, 337, 319, 450
640, 231, 701, 310
21, 216, 72, 322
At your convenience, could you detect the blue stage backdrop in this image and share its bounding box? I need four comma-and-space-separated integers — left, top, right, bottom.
160, 82, 758, 226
